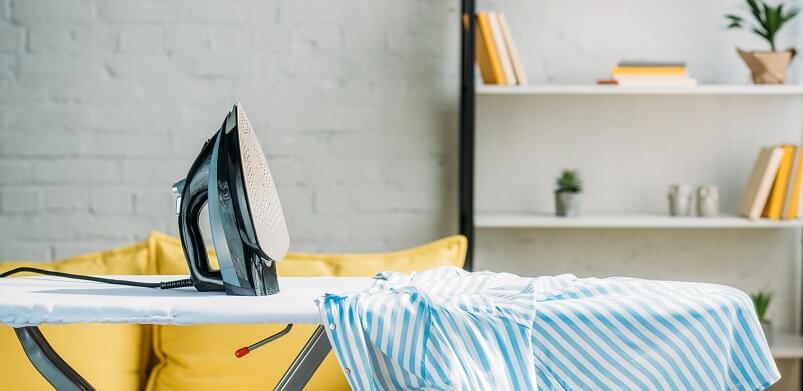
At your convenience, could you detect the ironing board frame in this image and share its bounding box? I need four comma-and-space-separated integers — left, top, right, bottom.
14, 324, 330, 391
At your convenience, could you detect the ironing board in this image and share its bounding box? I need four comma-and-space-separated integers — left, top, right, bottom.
0, 275, 374, 391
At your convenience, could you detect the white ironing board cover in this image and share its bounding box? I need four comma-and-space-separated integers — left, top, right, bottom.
0, 275, 374, 327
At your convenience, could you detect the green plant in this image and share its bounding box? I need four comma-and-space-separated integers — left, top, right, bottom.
556, 169, 582, 193
751, 291, 772, 321
726, 0, 799, 51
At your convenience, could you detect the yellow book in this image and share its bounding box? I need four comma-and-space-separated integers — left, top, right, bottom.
783, 146, 803, 219
497, 12, 528, 85
488, 12, 515, 85
763, 145, 795, 219
474, 13, 494, 84
612, 66, 687, 75
476, 12, 506, 85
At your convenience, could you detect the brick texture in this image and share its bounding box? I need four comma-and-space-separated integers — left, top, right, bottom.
0, 0, 459, 260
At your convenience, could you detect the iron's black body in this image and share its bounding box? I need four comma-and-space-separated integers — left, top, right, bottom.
177, 105, 279, 296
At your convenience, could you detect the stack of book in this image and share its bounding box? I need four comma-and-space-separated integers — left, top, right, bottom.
608, 62, 697, 87
739, 145, 803, 220
474, 11, 527, 86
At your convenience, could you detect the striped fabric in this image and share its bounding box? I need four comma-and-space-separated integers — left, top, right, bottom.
319, 266, 779, 390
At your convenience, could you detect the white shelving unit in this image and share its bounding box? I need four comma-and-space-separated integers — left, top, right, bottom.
472, 81, 803, 375
477, 84, 803, 96
476, 213, 803, 229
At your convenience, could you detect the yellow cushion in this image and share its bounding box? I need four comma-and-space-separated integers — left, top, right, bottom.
146, 233, 467, 391
0, 238, 156, 391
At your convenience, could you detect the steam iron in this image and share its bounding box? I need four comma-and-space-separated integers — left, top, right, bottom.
172, 103, 289, 296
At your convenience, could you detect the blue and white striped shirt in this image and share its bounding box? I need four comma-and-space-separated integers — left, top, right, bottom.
319, 266, 779, 390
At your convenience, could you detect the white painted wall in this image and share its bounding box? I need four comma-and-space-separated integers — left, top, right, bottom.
482, 0, 800, 84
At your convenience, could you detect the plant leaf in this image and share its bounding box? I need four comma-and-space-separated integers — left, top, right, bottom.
766, 4, 783, 50
765, 4, 780, 34
746, 0, 764, 25
725, 14, 743, 22
752, 26, 771, 40
782, 7, 799, 24
751, 291, 772, 320
556, 169, 582, 192
725, 13, 744, 28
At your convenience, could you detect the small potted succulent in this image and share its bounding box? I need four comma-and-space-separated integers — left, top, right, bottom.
751, 291, 773, 344
555, 169, 582, 217
725, 0, 799, 84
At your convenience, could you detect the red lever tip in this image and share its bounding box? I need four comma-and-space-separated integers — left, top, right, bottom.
235, 347, 250, 358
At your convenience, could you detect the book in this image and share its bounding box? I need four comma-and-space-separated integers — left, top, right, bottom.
783, 146, 803, 219
614, 77, 698, 87
487, 12, 515, 85
618, 61, 686, 67
611, 61, 694, 86
613, 74, 692, 82
738, 146, 784, 219
612, 66, 688, 75
762, 145, 795, 220
475, 12, 505, 85
798, 169, 803, 218
497, 12, 527, 85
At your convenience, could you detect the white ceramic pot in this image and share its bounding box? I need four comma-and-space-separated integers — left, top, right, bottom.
697, 185, 719, 217
668, 184, 693, 216
555, 192, 582, 217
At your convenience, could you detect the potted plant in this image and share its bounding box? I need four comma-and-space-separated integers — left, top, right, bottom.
555, 169, 582, 217
725, 0, 799, 84
751, 291, 773, 344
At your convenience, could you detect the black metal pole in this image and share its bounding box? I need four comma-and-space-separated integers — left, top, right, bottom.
459, 0, 476, 271
15, 326, 94, 391
274, 325, 331, 391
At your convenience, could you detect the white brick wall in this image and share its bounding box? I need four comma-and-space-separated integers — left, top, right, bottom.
0, 0, 460, 260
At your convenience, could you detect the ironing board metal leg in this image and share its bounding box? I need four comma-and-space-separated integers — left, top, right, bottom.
274, 325, 331, 391
14, 326, 95, 391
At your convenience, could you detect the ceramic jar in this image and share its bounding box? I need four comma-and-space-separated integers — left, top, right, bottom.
697, 185, 719, 217
668, 184, 693, 216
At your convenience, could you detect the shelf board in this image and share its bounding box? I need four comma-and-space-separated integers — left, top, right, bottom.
770, 333, 803, 359
475, 213, 803, 229
476, 84, 803, 96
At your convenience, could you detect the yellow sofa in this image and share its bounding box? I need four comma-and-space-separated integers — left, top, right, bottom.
0, 232, 467, 390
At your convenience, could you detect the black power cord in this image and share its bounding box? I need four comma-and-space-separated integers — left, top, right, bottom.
0, 267, 194, 290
